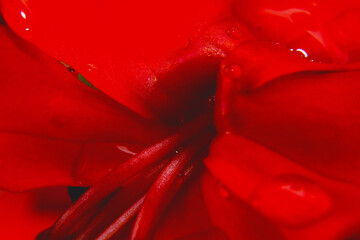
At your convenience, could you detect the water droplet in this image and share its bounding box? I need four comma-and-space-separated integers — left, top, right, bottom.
207, 95, 216, 109
290, 48, 309, 58
217, 182, 230, 198
295, 48, 309, 58
20, 11, 26, 20
175, 146, 183, 154
223, 64, 242, 79
68, 67, 75, 73
251, 175, 332, 227
226, 25, 243, 39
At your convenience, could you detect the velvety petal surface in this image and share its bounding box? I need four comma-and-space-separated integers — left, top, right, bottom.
207, 40, 360, 239
0, 0, 255, 122
0, 187, 71, 240
216, 41, 360, 183
0, 25, 170, 191
234, 0, 360, 63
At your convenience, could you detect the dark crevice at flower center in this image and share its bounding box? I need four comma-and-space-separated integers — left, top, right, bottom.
0, 14, 5, 25
38, 110, 215, 240
68, 187, 88, 203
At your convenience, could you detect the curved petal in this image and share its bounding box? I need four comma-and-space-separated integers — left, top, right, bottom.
201, 169, 284, 240
211, 41, 360, 238
216, 41, 360, 183
154, 168, 216, 239
206, 134, 360, 239
0, 0, 254, 121
234, 0, 360, 63
0, 25, 170, 191
0, 187, 71, 240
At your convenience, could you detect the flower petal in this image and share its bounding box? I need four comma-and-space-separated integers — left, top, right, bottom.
201, 169, 284, 240
0, 187, 71, 240
234, 0, 360, 63
1, 0, 254, 121
216, 41, 360, 183
154, 168, 217, 239
0, 25, 170, 191
206, 134, 360, 239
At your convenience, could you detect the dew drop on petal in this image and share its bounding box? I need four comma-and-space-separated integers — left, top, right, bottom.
295, 48, 309, 58
251, 175, 332, 227
20, 11, 27, 20
290, 47, 309, 58
2, 1, 33, 35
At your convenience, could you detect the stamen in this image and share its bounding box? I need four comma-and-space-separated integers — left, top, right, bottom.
130, 129, 214, 239
96, 196, 146, 240
46, 112, 212, 239
74, 160, 169, 240
96, 144, 207, 240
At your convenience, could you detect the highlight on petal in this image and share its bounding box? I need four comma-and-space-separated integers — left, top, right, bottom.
234, 0, 360, 63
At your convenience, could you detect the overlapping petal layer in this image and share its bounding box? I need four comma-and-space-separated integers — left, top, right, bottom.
206, 40, 360, 239
0, 0, 360, 239
0, 187, 71, 240
0, 0, 253, 121
235, 0, 360, 63
0, 25, 171, 191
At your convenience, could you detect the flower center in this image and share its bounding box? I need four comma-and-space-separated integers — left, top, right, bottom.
37, 109, 215, 240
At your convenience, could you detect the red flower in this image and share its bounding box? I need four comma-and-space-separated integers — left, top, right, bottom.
1, 0, 360, 239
